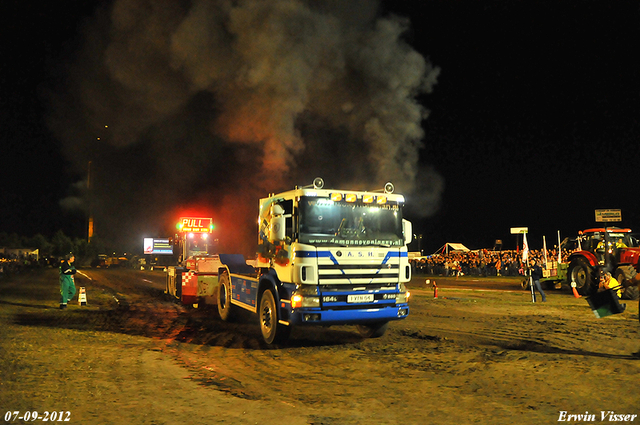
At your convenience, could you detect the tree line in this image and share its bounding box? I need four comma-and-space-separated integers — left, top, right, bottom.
0, 231, 110, 263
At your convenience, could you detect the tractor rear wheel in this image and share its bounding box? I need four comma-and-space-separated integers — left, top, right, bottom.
622, 285, 640, 300
613, 267, 640, 300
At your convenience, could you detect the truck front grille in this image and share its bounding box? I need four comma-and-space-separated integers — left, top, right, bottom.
317, 263, 399, 284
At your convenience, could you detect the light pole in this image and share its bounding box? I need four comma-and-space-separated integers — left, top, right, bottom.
87, 125, 107, 243
87, 160, 93, 243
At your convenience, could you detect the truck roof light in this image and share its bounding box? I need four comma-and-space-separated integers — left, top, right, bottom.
345, 194, 357, 203
331, 193, 342, 202
363, 195, 374, 204
376, 196, 387, 204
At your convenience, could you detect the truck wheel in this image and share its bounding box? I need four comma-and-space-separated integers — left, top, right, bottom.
356, 321, 389, 338
259, 289, 290, 344
569, 258, 593, 295
217, 272, 235, 321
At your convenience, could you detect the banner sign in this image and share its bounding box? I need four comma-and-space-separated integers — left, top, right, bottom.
144, 238, 173, 255
595, 209, 622, 222
179, 217, 213, 233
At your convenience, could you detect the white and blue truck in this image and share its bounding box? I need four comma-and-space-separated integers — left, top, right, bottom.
166, 178, 412, 344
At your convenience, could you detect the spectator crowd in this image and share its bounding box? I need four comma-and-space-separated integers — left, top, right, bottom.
411, 248, 575, 277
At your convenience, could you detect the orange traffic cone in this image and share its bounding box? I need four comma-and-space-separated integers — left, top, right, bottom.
571, 280, 581, 298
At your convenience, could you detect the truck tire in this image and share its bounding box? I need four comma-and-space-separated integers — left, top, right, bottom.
568, 258, 593, 295
259, 289, 290, 344
356, 321, 389, 338
217, 272, 235, 321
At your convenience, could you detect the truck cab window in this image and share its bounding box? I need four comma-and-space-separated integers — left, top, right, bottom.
277, 200, 294, 239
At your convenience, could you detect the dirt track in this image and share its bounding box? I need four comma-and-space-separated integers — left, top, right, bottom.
1, 268, 639, 424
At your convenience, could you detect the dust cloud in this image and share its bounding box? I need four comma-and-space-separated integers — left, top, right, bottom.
46, 0, 441, 254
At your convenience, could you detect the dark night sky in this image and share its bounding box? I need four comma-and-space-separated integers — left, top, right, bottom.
393, 0, 640, 252
2, 0, 640, 254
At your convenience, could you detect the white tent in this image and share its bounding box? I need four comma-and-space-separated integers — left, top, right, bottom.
433, 243, 470, 255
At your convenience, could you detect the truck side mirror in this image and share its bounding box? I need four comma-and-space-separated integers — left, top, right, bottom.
270, 215, 286, 242
403, 219, 413, 245
269, 204, 286, 242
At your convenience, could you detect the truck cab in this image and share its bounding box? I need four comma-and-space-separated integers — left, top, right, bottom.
165, 180, 413, 344
165, 217, 218, 305
246, 178, 412, 342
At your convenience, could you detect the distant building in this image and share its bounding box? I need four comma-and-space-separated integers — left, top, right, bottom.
0, 247, 39, 261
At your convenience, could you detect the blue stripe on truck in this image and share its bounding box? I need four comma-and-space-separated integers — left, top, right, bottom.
296, 250, 406, 259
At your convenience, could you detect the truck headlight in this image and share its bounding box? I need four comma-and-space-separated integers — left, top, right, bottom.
291, 294, 320, 308
291, 286, 320, 308
396, 283, 409, 304
303, 296, 320, 307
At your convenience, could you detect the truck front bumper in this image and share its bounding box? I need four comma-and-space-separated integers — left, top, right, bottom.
287, 304, 409, 326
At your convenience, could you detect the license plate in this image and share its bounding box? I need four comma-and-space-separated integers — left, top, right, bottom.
347, 294, 374, 303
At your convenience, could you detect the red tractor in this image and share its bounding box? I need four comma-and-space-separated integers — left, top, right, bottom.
567, 227, 640, 300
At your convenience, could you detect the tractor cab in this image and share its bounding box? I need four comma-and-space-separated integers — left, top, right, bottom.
568, 227, 640, 299
578, 228, 636, 266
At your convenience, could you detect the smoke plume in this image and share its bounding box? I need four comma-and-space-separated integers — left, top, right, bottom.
47, 0, 441, 254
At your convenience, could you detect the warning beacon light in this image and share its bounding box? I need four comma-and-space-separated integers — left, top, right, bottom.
176, 217, 214, 233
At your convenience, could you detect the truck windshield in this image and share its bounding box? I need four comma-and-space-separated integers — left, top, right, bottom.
186, 234, 214, 256
298, 196, 404, 246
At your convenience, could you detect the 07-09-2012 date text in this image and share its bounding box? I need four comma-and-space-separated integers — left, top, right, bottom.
4, 411, 70, 422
